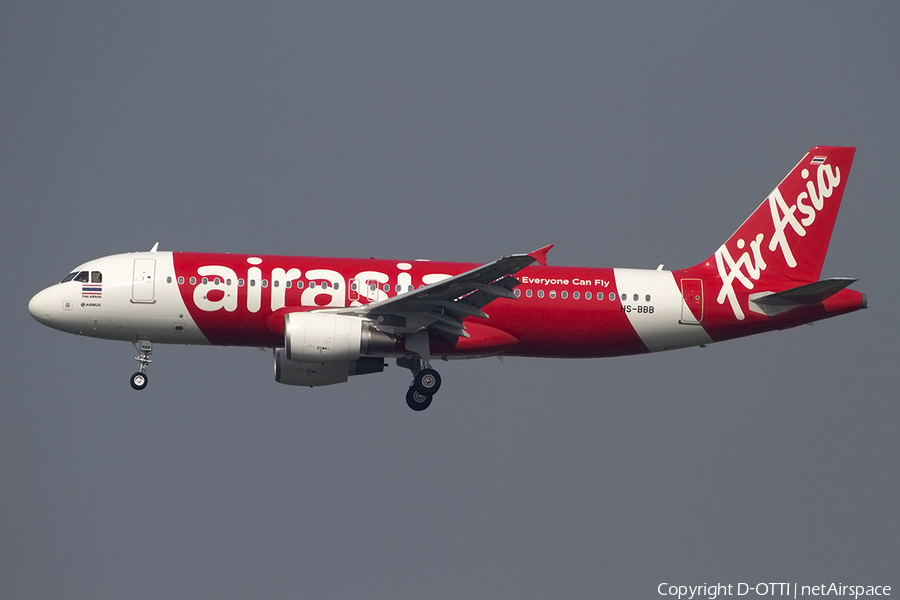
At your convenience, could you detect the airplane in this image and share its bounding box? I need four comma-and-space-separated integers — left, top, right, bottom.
28, 146, 867, 410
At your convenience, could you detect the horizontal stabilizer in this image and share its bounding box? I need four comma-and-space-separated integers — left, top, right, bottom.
750, 278, 856, 316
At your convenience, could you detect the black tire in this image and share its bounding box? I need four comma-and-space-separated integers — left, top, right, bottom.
130, 372, 148, 391
406, 387, 433, 411
413, 368, 441, 395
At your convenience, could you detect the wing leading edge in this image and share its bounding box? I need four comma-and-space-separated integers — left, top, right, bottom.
335, 245, 553, 342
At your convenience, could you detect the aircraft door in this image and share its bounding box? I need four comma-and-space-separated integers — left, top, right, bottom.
132, 259, 156, 303
679, 278, 703, 324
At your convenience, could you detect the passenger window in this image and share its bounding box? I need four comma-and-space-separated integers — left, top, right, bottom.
238, 279, 245, 287
538, 290, 544, 298
396, 284, 402, 292
91, 271, 102, 283
74, 271, 89, 283
214, 277, 221, 285
250, 280, 256, 287
549, 290, 556, 299
273, 280, 280, 288
383, 284, 389, 292
298, 281, 305, 289
226, 278, 232, 286
178, 276, 184, 285
526, 289, 533, 298
561, 291, 568, 299
585, 291, 592, 300
646, 294, 651, 302
167, 276, 172, 284
285, 280, 292, 289
262, 280, 268, 288
514, 289, 521, 298
334, 282, 340, 290
573, 291, 580, 299
202, 277, 208, 285
610, 292, 616, 301
633, 294, 638, 301
190, 277, 197, 285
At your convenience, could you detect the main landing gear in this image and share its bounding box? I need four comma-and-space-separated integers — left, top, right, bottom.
130, 340, 152, 390
398, 357, 442, 411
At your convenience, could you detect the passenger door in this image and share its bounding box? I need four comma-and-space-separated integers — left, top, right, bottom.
132, 259, 156, 303
679, 278, 703, 324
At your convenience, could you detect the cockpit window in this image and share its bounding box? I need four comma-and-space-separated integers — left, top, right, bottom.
91, 271, 102, 283
74, 271, 89, 283
61, 272, 78, 283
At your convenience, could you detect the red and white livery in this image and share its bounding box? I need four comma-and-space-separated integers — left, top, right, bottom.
28, 147, 867, 410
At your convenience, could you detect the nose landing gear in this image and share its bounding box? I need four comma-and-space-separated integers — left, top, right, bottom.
130, 340, 152, 390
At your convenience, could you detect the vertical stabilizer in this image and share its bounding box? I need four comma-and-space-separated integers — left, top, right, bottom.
709, 146, 855, 282
693, 146, 856, 320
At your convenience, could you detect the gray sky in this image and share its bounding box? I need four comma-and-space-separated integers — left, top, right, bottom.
2, 2, 898, 598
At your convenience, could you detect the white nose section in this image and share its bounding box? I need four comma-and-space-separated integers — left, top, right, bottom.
28, 287, 54, 323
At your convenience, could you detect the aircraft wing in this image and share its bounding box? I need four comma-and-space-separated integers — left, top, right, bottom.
335, 245, 553, 340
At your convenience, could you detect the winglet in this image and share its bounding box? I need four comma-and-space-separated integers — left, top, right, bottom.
150, 242, 160, 252
528, 244, 554, 267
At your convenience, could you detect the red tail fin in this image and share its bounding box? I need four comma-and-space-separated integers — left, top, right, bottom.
693, 146, 856, 319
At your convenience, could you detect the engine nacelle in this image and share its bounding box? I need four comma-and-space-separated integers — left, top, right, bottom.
277, 312, 394, 387
284, 312, 394, 363
273, 348, 385, 387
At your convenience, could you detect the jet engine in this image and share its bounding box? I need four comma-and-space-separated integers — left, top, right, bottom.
273, 348, 385, 387
275, 312, 395, 387
284, 312, 395, 362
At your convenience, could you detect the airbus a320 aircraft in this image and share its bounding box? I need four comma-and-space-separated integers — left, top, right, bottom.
29, 147, 866, 410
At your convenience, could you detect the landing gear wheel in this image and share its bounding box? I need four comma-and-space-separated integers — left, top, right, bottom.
413, 368, 442, 395
130, 372, 148, 391
406, 387, 433, 411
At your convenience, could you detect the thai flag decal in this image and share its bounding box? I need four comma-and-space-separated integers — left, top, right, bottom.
82, 284, 102, 297
811, 155, 827, 165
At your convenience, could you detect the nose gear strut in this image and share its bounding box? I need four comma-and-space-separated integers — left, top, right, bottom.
130, 340, 152, 390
